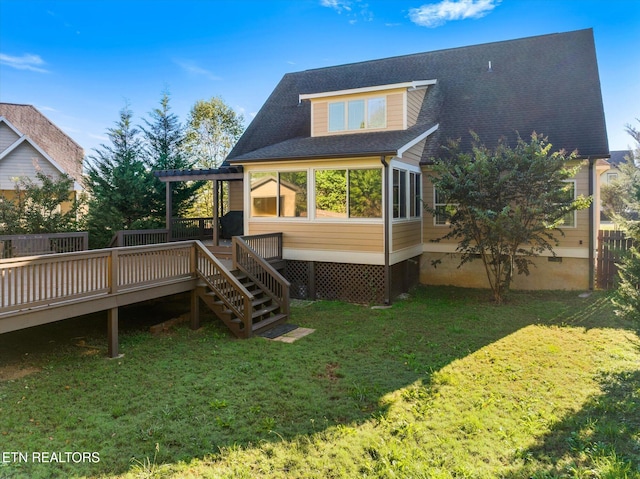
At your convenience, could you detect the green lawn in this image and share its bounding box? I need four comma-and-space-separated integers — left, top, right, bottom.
0, 287, 639, 478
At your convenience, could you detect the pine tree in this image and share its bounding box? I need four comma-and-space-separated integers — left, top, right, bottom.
85, 105, 157, 247
141, 92, 201, 219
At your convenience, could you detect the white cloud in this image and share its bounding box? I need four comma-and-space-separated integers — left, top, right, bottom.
320, 0, 372, 23
409, 0, 500, 28
0, 53, 49, 73
173, 59, 221, 81
320, 0, 352, 13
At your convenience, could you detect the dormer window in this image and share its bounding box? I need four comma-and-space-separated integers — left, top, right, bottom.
328, 97, 386, 132
300, 79, 436, 138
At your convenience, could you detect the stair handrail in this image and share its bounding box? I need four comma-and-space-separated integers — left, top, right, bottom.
232, 235, 290, 317
193, 241, 254, 331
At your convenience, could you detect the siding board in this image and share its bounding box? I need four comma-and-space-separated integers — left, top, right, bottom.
248, 221, 383, 252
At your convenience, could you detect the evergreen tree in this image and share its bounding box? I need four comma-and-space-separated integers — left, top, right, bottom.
608, 119, 640, 319
141, 92, 201, 219
85, 105, 157, 247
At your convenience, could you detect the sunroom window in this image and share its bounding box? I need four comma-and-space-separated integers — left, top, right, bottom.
250, 171, 307, 218
315, 168, 382, 219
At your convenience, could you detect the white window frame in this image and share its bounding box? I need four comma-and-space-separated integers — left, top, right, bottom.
327, 96, 387, 132
433, 187, 457, 226
248, 169, 310, 220
559, 180, 577, 228
313, 167, 384, 221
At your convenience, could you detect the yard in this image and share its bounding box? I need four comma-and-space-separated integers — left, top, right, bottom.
0, 286, 638, 478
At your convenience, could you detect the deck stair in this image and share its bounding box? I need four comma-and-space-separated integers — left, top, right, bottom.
194, 233, 290, 338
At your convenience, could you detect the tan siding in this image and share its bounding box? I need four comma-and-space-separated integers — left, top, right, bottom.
229, 180, 243, 211
387, 93, 404, 130
248, 221, 384, 252
0, 141, 61, 190
422, 162, 591, 249
0, 123, 20, 153
313, 102, 328, 136
399, 138, 426, 166
407, 88, 427, 127
392, 220, 422, 251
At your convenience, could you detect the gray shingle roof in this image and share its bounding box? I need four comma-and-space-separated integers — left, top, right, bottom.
227, 29, 609, 164
608, 150, 633, 167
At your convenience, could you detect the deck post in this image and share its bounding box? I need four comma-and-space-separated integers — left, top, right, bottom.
107, 307, 119, 358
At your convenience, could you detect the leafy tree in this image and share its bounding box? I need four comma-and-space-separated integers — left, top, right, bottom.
183, 97, 244, 216
141, 92, 201, 218
0, 172, 85, 234
85, 105, 158, 247
426, 132, 591, 304
184, 97, 244, 169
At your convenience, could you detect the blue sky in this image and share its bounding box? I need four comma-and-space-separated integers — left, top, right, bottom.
0, 0, 638, 157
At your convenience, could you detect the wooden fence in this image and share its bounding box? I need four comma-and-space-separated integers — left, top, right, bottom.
597, 230, 635, 290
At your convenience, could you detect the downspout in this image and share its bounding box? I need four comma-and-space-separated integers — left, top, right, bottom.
588, 157, 595, 290
381, 156, 391, 305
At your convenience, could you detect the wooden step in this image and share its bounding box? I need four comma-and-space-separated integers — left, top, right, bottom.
251, 296, 272, 308
251, 303, 280, 320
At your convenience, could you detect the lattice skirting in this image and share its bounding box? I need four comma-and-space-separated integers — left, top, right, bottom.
284, 257, 420, 304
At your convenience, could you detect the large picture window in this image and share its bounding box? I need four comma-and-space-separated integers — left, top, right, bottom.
315, 168, 382, 219
250, 171, 307, 218
328, 97, 386, 132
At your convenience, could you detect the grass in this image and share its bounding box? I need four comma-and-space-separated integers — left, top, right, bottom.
0, 287, 639, 478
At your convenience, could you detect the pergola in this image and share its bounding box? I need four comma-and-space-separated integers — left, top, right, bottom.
153, 167, 244, 249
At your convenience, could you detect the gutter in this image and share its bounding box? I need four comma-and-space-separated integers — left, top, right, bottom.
588, 157, 596, 290
381, 155, 391, 305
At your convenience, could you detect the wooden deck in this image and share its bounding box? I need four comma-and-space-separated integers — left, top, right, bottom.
0, 236, 289, 357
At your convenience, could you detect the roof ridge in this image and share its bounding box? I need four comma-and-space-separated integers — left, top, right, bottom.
295, 28, 593, 75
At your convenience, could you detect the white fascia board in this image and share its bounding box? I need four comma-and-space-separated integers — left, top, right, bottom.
0, 135, 70, 178
299, 79, 437, 101
0, 117, 24, 136
397, 124, 439, 158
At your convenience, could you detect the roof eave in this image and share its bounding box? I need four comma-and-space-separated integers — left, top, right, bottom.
228, 149, 398, 164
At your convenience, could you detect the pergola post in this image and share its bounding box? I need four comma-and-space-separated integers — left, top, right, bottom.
165, 181, 173, 241
213, 180, 219, 247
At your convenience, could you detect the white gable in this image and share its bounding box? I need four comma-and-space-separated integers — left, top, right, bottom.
0, 140, 63, 191
0, 121, 21, 154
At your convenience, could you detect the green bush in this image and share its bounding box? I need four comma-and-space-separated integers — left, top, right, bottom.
613, 246, 640, 320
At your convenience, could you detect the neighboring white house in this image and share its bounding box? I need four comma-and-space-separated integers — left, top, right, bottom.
0, 103, 84, 199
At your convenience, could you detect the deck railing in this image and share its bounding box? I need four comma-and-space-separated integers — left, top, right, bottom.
0, 232, 88, 259
108, 229, 170, 248
239, 232, 283, 261
171, 217, 214, 241
194, 242, 254, 334
233, 234, 289, 317
0, 242, 194, 314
